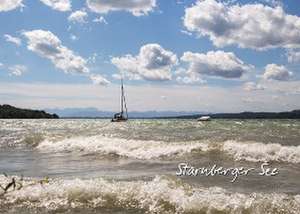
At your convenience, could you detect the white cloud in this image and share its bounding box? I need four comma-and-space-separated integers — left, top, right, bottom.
180, 30, 192, 36
86, 0, 156, 16
243, 82, 265, 91
0, 0, 23, 12
23, 30, 109, 85
93, 16, 107, 24
4, 34, 21, 46
176, 73, 206, 84
287, 50, 300, 63
181, 51, 252, 79
112, 73, 121, 80
1, 82, 300, 112
174, 67, 185, 76
8, 65, 27, 76
263, 64, 293, 81
260, 80, 300, 95
68, 10, 88, 24
112, 43, 177, 81
0, 62, 4, 67
183, 0, 300, 50
89, 74, 110, 85
23, 30, 89, 74
39, 0, 71, 11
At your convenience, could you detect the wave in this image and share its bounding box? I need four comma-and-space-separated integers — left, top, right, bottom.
36, 136, 211, 160
36, 136, 300, 164
0, 175, 299, 214
223, 140, 300, 163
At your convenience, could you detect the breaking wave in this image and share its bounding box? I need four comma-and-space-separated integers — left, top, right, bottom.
37, 136, 210, 160
0, 175, 299, 214
223, 140, 300, 163
36, 136, 300, 163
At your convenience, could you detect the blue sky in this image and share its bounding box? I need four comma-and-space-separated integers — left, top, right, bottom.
0, 0, 300, 112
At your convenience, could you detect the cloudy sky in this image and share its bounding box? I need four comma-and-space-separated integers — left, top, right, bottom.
0, 0, 300, 112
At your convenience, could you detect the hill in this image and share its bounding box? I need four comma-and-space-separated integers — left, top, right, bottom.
0, 105, 59, 119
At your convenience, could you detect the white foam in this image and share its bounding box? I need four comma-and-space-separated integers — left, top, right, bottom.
37, 135, 300, 163
223, 140, 300, 163
37, 136, 210, 160
0, 175, 299, 213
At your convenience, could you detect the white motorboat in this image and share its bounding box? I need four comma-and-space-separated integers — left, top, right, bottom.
197, 116, 211, 121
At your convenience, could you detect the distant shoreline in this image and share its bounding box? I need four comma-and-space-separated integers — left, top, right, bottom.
61, 109, 300, 120
1, 104, 299, 119
172, 110, 300, 120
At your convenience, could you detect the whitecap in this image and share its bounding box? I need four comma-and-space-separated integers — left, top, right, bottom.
36, 135, 300, 163
0, 175, 299, 214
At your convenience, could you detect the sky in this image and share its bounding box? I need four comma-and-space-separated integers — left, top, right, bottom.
0, 0, 300, 113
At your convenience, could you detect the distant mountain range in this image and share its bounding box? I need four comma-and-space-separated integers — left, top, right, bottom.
45, 107, 206, 118
45, 107, 300, 119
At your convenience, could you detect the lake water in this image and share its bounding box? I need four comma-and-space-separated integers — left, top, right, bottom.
0, 119, 300, 213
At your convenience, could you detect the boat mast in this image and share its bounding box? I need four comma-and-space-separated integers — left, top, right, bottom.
121, 78, 124, 115
120, 77, 128, 118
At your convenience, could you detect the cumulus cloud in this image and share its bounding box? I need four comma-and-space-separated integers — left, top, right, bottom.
8, 65, 27, 76
68, 10, 88, 24
263, 64, 293, 81
181, 51, 252, 79
39, 0, 71, 12
4, 34, 21, 46
183, 0, 300, 50
287, 50, 300, 63
0, 0, 23, 12
89, 74, 110, 85
243, 82, 265, 91
23, 30, 109, 84
23, 30, 90, 74
111, 43, 177, 81
86, 0, 156, 16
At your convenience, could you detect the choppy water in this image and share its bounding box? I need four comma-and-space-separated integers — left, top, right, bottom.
0, 119, 300, 213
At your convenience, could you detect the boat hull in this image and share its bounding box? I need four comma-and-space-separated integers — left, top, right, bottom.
111, 118, 128, 122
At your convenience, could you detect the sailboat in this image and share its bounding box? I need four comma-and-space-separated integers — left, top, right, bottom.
111, 78, 128, 122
